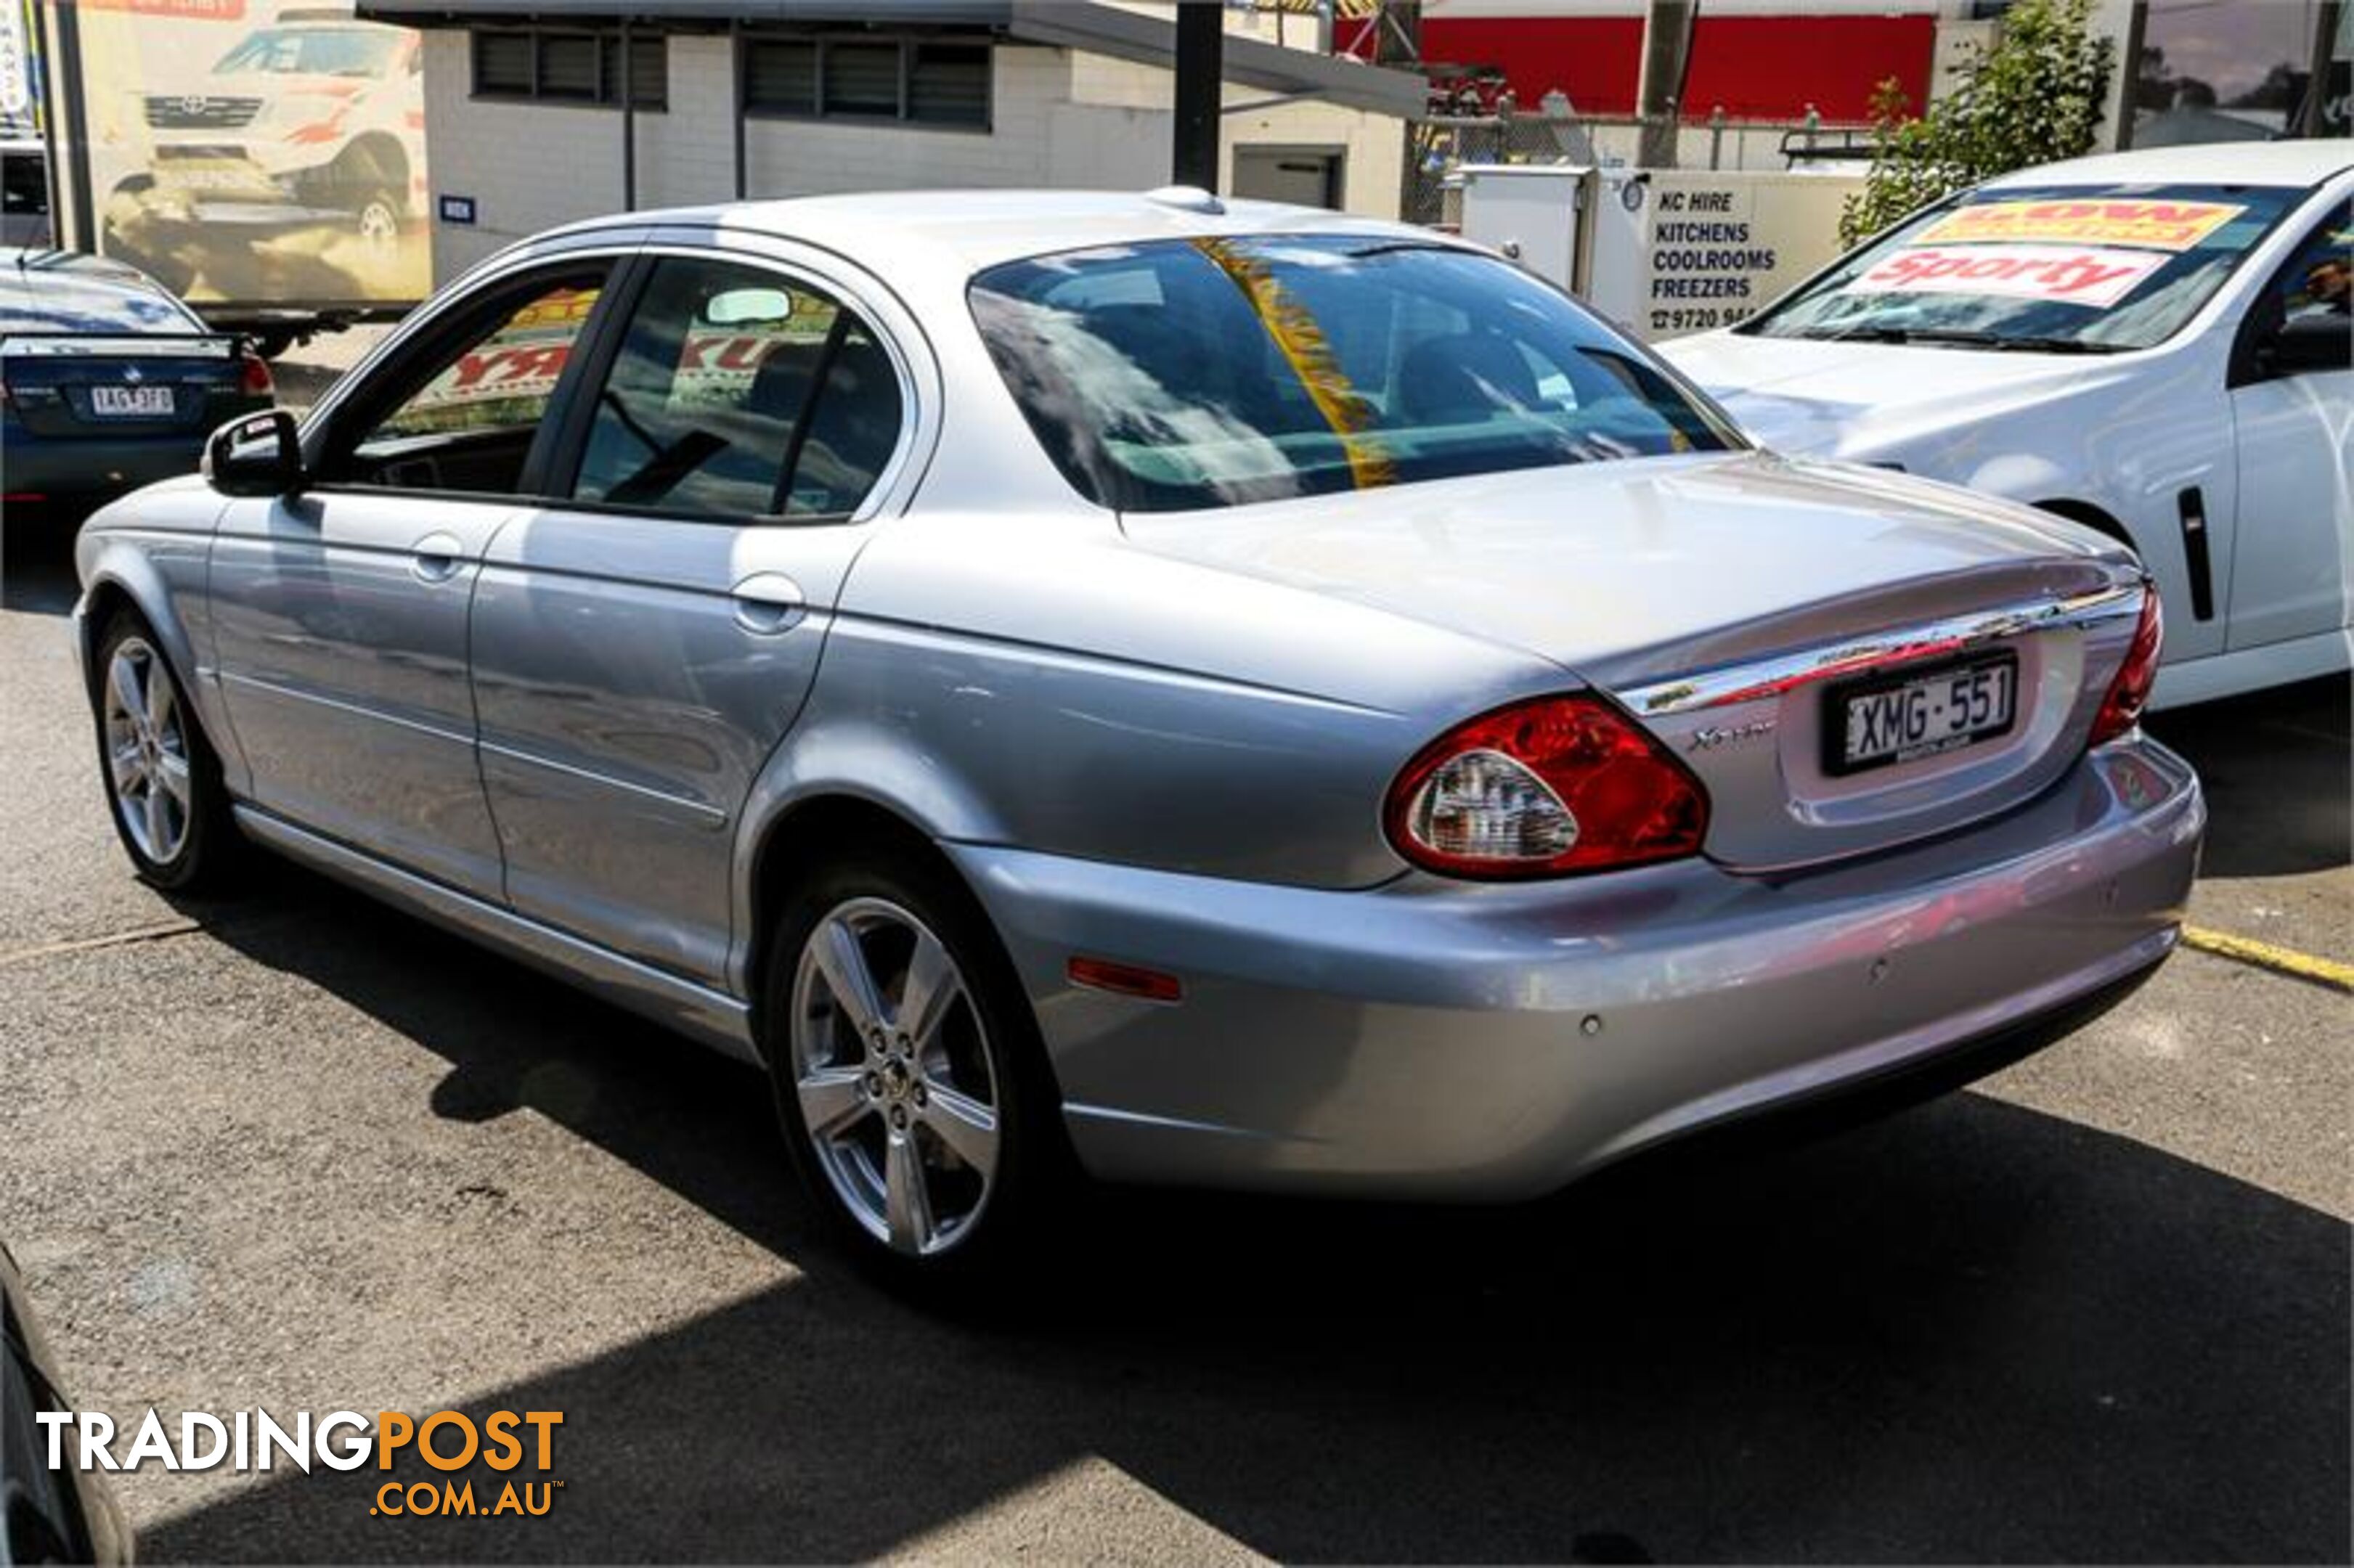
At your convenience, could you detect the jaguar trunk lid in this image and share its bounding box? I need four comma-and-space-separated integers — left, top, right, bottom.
1121, 450, 2148, 869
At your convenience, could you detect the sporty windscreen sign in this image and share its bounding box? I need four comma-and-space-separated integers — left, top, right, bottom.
1852, 245, 2166, 307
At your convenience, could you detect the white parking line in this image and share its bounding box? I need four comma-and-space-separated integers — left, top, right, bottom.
0, 918, 200, 969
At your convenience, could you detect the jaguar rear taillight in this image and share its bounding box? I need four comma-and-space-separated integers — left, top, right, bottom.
1383, 694, 1710, 879
2088, 587, 2162, 746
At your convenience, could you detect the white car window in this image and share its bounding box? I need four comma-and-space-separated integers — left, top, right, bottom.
1746, 182, 2312, 352
2272, 203, 2353, 325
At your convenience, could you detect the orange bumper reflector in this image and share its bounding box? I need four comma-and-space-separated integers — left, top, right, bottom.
1067, 956, 1183, 1003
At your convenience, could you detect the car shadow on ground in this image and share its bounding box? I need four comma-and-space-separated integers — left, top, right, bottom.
1, 517, 86, 616
2147, 676, 2350, 881
137, 869, 2351, 1564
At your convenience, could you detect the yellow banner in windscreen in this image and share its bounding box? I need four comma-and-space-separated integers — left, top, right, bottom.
1918, 199, 2246, 253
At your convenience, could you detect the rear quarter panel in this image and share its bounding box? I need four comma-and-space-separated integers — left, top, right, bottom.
732, 508, 1565, 933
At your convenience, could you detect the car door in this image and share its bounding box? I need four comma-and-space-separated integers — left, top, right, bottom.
468, 249, 912, 985
207, 259, 619, 896
2225, 193, 2353, 655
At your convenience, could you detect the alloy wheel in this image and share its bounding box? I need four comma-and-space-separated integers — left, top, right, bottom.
789, 897, 1002, 1257
102, 637, 192, 866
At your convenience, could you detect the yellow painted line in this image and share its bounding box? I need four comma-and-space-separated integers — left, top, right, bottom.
0, 918, 201, 969
2181, 924, 2354, 995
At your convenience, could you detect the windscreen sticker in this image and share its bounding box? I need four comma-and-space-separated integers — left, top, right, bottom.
1847, 244, 2167, 307
1915, 199, 2245, 252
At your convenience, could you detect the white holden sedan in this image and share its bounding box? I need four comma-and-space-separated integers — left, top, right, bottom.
1662, 142, 2352, 709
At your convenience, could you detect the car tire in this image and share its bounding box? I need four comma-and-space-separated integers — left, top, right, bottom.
90, 611, 241, 893
762, 844, 1069, 1299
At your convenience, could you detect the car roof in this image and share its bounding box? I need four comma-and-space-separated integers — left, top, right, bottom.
1981, 140, 2354, 192
553, 189, 1437, 279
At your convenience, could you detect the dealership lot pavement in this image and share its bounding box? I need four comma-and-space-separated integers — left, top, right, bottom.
1, 341, 2346, 1561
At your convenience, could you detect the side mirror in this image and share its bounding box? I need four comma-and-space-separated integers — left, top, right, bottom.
2259, 311, 2353, 378
203, 408, 304, 497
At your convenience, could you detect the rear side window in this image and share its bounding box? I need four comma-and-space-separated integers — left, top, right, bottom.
569, 256, 903, 520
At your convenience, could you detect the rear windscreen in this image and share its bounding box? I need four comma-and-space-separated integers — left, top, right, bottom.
0, 270, 198, 336
969, 234, 1738, 513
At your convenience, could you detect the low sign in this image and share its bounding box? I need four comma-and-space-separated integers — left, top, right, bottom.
1461, 165, 1866, 343
1629, 170, 1865, 340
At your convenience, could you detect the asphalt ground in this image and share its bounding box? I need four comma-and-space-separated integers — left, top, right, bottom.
0, 336, 2346, 1561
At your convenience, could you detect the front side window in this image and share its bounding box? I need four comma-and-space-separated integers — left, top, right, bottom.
569, 257, 903, 520
327, 269, 606, 494
2271, 202, 2353, 325
1745, 182, 2310, 351
969, 235, 1735, 513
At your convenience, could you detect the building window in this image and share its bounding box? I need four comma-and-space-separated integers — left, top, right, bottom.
742, 38, 816, 115
909, 43, 990, 125
537, 34, 600, 101
471, 27, 668, 110
741, 34, 990, 130
473, 30, 533, 96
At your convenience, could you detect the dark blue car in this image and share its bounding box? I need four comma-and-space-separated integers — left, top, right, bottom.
2, 249, 273, 518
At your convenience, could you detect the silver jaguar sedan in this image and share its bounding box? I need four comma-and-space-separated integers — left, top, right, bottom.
74, 189, 2203, 1289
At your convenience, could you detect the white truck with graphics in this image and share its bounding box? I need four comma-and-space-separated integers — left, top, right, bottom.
33, 0, 428, 352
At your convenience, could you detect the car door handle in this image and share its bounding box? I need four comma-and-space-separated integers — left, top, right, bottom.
730, 572, 807, 634
410, 532, 465, 584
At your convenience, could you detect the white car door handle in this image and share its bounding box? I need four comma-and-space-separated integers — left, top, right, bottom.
410, 533, 465, 583
730, 572, 806, 634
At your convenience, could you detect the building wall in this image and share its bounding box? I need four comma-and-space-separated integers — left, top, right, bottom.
1062, 52, 1404, 216
1336, 5, 1940, 121
420, 29, 1406, 285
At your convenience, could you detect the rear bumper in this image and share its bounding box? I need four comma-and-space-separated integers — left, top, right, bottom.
1, 428, 216, 505
950, 735, 2204, 1199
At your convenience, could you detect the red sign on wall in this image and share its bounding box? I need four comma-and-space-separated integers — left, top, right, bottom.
1340, 9, 1936, 123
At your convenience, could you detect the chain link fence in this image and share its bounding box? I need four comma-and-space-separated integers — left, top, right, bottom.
1404, 112, 1876, 229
